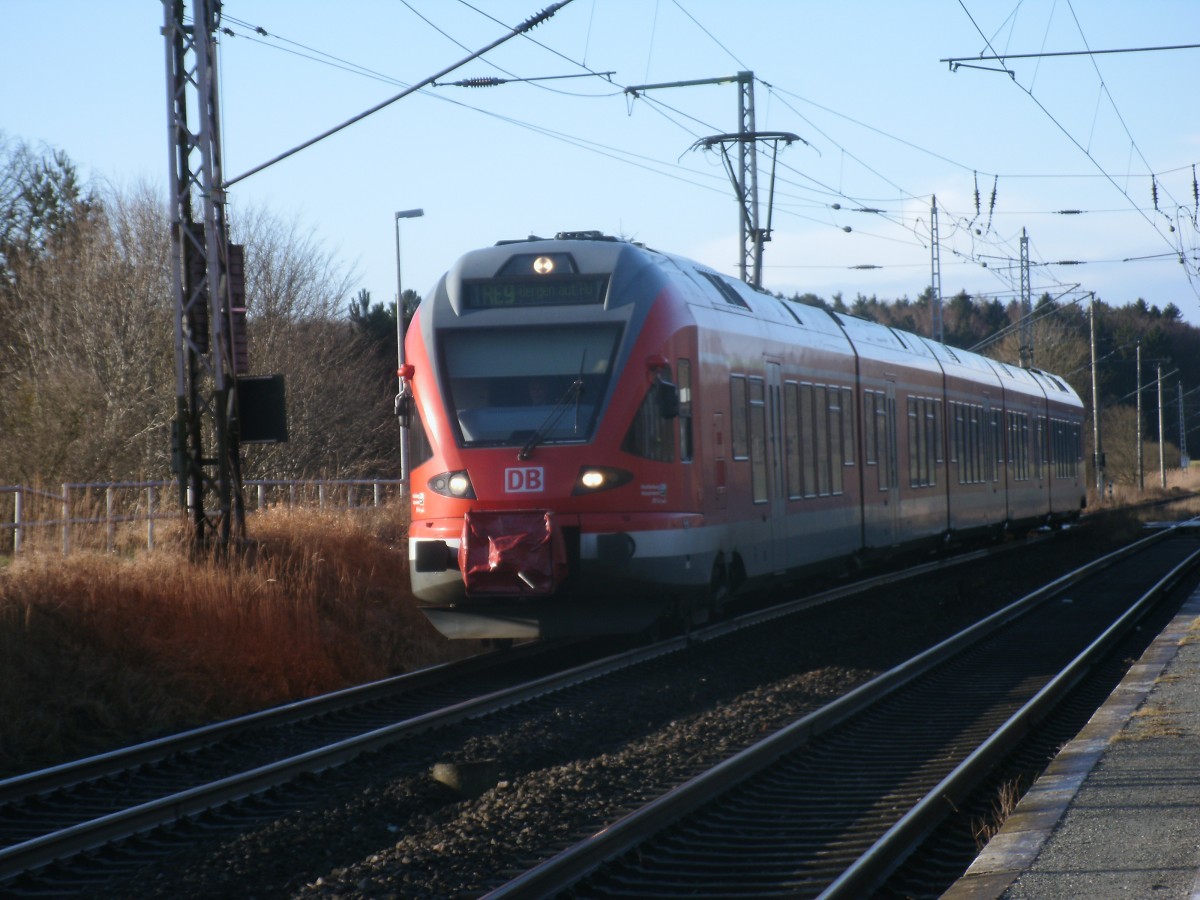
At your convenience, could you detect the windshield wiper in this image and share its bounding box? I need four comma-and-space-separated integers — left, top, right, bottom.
518, 378, 584, 461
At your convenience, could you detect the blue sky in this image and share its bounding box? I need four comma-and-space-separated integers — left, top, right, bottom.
4, 1, 1199, 324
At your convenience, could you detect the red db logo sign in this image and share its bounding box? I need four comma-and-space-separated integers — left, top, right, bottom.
505, 467, 544, 493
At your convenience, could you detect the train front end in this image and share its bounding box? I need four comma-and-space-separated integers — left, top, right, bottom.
404, 234, 701, 640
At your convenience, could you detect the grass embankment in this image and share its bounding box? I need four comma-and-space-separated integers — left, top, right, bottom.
0, 506, 476, 778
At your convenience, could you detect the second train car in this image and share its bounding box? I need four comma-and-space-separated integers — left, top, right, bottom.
399, 231, 1086, 640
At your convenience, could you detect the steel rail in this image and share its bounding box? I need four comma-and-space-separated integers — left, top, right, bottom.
0, 636, 681, 882
482, 524, 1185, 899
0, 526, 1098, 887
0, 641, 550, 803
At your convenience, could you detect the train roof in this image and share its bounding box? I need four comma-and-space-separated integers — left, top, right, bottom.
428, 233, 1083, 409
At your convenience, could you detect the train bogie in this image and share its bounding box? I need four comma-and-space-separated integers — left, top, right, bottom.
403, 233, 1087, 640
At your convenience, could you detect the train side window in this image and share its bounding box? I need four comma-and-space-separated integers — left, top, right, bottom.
784, 381, 802, 499
677, 359, 693, 462
928, 400, 941, 481
621, 380, 675, 462
409, 403, 435, 468
731, 375, 749, 460
878, 394, 896, 490
1008, 411, 1030, 481
841, 387, 856, 466
907, 397, 937, 488
828, 388, 843, 494
908, 397, 920, 487
801, 383, 817, 497
1035, 415, 1047, 479
863, 390, 878, 466
989, 410, 1002, 482
815, 385, 831, 495
748, 376, 768, 503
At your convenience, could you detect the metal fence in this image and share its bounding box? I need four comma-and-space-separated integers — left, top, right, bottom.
0, 478, 403, 556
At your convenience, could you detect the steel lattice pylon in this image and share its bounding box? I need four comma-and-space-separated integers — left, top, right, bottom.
163, 0, 244, 549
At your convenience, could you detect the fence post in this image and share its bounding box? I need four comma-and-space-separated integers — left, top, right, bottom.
257, 483, 265, 512
13, 488, 22, 556
374, 481, 381, 507
106, 486, 115, 553
62, 483, 70, 556
147, 484, 155, 551
319, 483, 326, 509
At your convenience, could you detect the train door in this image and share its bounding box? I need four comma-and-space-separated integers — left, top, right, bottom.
862, 380, 901, 549
766, 361, 787, 572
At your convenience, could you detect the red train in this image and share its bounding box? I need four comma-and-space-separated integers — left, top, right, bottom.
399, 232, 1086, 640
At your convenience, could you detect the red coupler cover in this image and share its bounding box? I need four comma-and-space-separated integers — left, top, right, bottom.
459, 510, 567, 596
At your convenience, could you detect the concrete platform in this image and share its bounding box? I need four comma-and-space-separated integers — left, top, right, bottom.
944, 588, 1200, 899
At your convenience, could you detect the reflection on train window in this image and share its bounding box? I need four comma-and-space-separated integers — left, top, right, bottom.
780, 381, 851, 499
440, 324, 621, 447
1051, 419, 1081, 478
622, 375, 675, 462
950, 400, 990, 485
907, 396, 940, 488
869, 390, 897, 491
409, 402, 435, 466
1007, 411, 1030, 481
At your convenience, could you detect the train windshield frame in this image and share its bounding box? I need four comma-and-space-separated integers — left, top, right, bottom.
440, 323, 624, 448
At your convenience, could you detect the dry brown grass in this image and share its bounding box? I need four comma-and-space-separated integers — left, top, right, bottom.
0, 505, 479, 777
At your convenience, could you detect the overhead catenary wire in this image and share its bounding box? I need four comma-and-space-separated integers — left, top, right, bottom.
213, 2, 1196, 312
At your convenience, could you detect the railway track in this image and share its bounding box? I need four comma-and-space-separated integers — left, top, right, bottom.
0, 638, 621, 889
0, 523, 1175, 895
485, 525, 1200, 899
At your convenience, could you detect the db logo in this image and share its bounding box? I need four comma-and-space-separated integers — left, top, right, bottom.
505, 466, 545, 493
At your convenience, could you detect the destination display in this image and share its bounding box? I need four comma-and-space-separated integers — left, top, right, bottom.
464, 278, 607, 309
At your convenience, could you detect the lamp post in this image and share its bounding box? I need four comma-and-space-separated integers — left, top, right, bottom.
394, 208, 424, 496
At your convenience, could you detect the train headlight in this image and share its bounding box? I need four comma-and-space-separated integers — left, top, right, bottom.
572, 466, 633, 495
428, 470, 476, 499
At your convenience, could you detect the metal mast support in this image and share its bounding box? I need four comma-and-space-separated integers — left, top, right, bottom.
625, 72, 796, 288
736, 72, 759, 286
1137, 341, 1144, 492
1158, 363, 1166, 489
1180, 381, 1190, 469
1090, 294, 1104, 497
164, 0, 244, 549
930, 196, 943, 342
1018, 228, 1033, 368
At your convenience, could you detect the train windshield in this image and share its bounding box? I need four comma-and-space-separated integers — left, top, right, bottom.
441, 324, 623, 447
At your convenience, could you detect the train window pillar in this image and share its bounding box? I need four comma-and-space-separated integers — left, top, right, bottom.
828, 387, 843, 494
841, 387, 856, 466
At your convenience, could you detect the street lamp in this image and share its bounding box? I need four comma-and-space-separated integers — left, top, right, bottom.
394, 208, 424, 496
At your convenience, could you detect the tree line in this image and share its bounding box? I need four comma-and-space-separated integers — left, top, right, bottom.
0, 136, 402, 487
2, 135, 1196, 491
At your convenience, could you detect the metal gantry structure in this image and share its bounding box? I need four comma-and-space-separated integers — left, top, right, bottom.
163, 0, 245, 550
930, 196, 944, 343
626, 72, 796, 289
